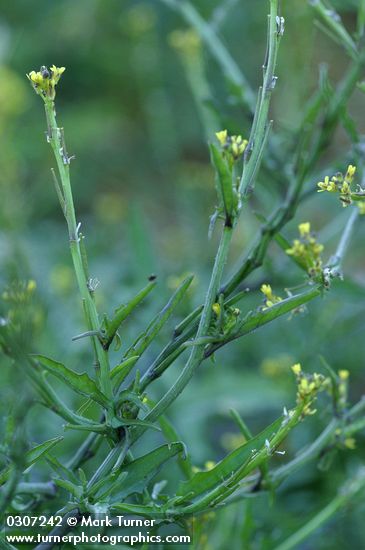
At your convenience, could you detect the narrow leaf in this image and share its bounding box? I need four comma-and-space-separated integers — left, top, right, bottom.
207, 287, 321, 356
0, 437, 63, 485
105, 281, 156, 348
53, 478, 83, 499
230, 409, 252, 441
177, 417, 283, 499
25, 437, 64, 469
124, 275, 194, 360
46, 454, 79, 484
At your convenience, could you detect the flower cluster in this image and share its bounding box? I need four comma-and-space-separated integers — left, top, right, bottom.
27, 65, 65, 100
317, 164, 365, 212
192, 460, 216, 474
286, 222, 324, 279
334, 369, 355, 449
260, 283, 282, 309
211, 302, 240, 335
338, 369, 349, 411
169, 29, 201, 57
1, 280, 41, 336
291, 363, 328, 416
2, 279, 36, 303
216, 130, 248, 161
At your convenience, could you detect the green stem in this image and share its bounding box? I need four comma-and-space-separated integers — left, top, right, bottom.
136, 225, 233, 432
223, 53, 365, 296
273, 470, 365, 550
271, 419, 337, 487
87, 440, 127, 490
309, 0, 358, 60
325, 208, 359, 277
43, 100, 112, 401
240, 0, 281, 200
66, 432, 100, 471
139, 0, 282, 391
271, 398, 365, 487
160, 0, 255, 111
357, 0, 365, 38
176, 41, 219, 140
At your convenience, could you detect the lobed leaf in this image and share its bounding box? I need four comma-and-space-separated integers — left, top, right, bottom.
110, 442, 185, 501
33, 354, 109, 408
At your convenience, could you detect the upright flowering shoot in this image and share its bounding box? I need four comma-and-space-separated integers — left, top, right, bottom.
286, 222, 324, 281
27, 65, 65, 101
210, 130, 248, 228
291, 363, 328, 417
26, 63, 114, 400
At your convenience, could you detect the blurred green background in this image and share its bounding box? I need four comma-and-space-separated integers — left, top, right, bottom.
1, 0, 365, 548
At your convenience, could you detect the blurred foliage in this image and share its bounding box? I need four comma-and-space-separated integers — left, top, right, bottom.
1, 1, 365, 549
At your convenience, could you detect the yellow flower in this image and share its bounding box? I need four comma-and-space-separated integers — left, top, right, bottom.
345, 164, 356, 181
50, 65, 65, 83
215, 130, 228, 146
357, 201, 365, 215
303, 404, 317, 416
340, 181, 351, 195
317, 176, 337, 193
27, 65, 65, 100
261, 283, 282, 309
298, 222, 310, 237
29, 71, 43, 85
26, 280, 37, 293
291, 363, 302, 376
317, 164, 357, 209
215, 130, 248, 160
344, 437, 356, 450
286, 239, 305, 256
261, 284, 273, 299
286, 224, 324, 279
338, 369, 349, 380
169, 29, 200, 56
230, 135, 248, 158
212, 303, 221, 316
299, 378, 309, 393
